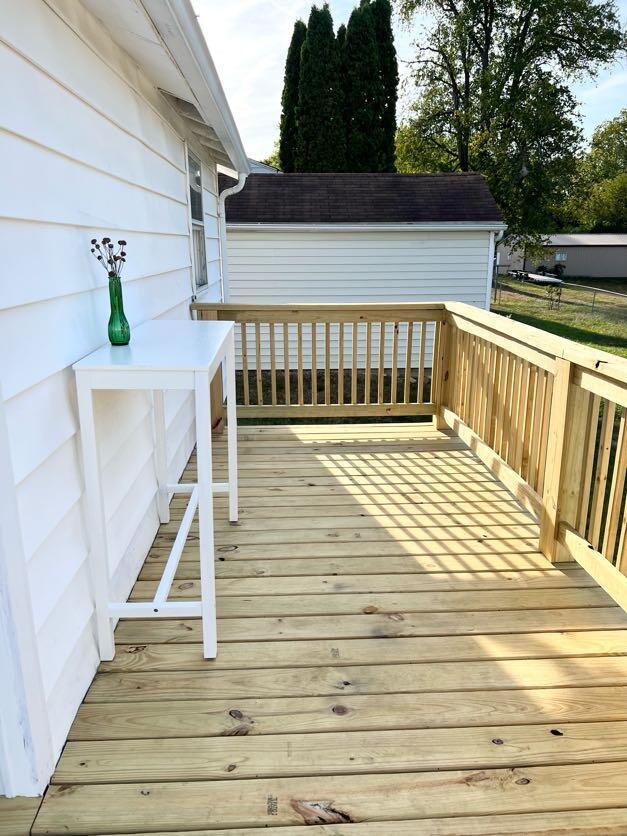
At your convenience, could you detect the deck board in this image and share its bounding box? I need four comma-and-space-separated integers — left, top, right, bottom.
32, 423, 627, 835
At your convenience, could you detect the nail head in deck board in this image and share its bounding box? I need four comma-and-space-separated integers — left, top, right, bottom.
69, 686, 627, 741
85, 657, 627, 702
114, 607, 627, 644
31, 762, 627, 834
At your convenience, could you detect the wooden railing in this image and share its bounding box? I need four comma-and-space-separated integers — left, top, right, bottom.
193, 303, 446, 419
192, 299, 627, 610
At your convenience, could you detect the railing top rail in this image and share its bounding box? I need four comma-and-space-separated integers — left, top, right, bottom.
192, 302, 446, 323
192, 302, 446, 312
446, 301, 627, 386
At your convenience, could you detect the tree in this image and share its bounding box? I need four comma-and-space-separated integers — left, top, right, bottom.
279, 20, 307, 172
369, 0, 398, 171
344, 2, 385, 171
583, 173, 627, 232
295, 4, 346, 171
395, 0, 625, 242
557, 109, 627, 230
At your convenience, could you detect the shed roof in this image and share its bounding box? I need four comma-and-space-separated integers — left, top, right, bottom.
547, 234, 627, 247
220, 172, 504, 225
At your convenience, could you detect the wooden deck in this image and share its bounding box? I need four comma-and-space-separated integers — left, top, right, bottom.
32, 423, 627, 834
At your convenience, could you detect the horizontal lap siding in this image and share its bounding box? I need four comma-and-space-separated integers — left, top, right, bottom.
227, 229, 489, 370
0, 0, 209, 768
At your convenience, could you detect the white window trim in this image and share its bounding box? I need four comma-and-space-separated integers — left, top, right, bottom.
185, 146, 209, 298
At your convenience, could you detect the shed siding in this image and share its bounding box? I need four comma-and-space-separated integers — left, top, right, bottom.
226, 229, 490, 370
0, 0, 222, 776
227, 229, 491, 303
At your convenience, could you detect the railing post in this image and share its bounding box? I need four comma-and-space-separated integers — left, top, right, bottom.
192, 305, 225, 433
539, 357, 582, 561
432, 315, 452, 430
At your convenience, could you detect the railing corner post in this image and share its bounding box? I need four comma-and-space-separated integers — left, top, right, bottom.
194, 305, 225, 433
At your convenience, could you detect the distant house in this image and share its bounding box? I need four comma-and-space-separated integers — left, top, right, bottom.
499, 234, 627, 279
220, 172, 506, 310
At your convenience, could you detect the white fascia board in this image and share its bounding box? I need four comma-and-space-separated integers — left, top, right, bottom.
141, 0, 250, 174
226, 222, 508, 233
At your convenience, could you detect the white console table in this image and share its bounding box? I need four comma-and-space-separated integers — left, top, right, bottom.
73, 319, 237, 661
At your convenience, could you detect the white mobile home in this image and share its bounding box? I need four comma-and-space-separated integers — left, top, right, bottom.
0, 0, 248, 797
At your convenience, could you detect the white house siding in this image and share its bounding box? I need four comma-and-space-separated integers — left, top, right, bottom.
226, 228, 491, 370
0, 0, 223, 773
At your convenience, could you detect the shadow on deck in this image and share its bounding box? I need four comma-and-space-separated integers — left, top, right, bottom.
32, 423, 627, 834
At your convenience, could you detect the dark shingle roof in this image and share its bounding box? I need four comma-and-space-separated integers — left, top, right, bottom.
219, 172, 503, 224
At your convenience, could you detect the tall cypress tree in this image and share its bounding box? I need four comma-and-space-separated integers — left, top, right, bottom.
295, 4, 346, 172
343, 3, 384, 171
279, 20, 307, 172
369, 0, 398, 171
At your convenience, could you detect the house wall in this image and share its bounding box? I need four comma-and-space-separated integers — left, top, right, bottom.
0, 0, 223, 791
225, 228, 493, 369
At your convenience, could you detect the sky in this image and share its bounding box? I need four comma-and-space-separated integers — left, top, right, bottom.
196, 0, 627, 162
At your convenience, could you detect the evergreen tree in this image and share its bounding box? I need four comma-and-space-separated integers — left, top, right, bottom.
343, 3, 384, 171
336, 22, 347, 52
369, 0, 398, 171
279, 20, 307, 172
295, 4, 346, 171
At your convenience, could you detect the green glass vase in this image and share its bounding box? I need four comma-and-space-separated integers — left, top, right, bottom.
108, 275, 130, 345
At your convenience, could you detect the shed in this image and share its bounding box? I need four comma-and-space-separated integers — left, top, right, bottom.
221, 172, 506, 309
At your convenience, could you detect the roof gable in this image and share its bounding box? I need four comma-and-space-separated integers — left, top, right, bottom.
222, 172, 504, 225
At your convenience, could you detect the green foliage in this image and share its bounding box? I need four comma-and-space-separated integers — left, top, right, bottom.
344, 3, 384, 171
558, 109, 627, 231
394, 0, 625, 242
295, 4, 346, 172
262, 139, 281, 170
279, 20, 307, 172
369, 0, 399, 171
584, 172, 627, 232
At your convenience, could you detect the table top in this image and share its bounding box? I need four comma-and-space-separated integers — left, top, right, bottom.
73, 319, 234, 373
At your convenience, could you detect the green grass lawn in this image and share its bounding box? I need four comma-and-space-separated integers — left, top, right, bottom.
492, 276, 627, 358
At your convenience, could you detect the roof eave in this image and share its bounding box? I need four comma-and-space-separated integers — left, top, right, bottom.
226, 221, 507, 232
142, 0, 249, 174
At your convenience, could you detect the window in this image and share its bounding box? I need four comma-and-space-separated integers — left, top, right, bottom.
187, 152, 207, 289
555, 252, 567, 262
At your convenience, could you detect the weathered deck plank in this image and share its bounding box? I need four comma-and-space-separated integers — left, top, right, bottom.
32, 423, 627, 835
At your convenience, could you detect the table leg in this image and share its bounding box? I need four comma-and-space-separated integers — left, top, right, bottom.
152, 390, 170, 524
194, 370, 217, 659
225, 331, 238, 522
75, 379, 115, 660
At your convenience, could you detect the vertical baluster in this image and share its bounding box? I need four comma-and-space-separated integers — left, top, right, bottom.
520, 364, 536, 481
590, 401, 617, 550
378, 322, 386, 404
487, 347, 502, 449
297, 323, 304, 405
417, 321, 427, 404
283, 322, 291, 406
536, 372, 554, 496
338, 322, 345, 405
391, 322, 399, 404
577, 395, 600, 535
365, 322, 372, 404
603, 412, 626, 561
351, 322, 358, 405
269, 322, 277, 405
324, 322, 331, 406
240, 322, 250, 407
513, 360, 529, 474
404, 321, 413, 404
311, 322, 317, 406
254, 321, 262, 405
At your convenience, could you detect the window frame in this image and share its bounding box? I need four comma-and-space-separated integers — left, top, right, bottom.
186, 150, 208, 294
